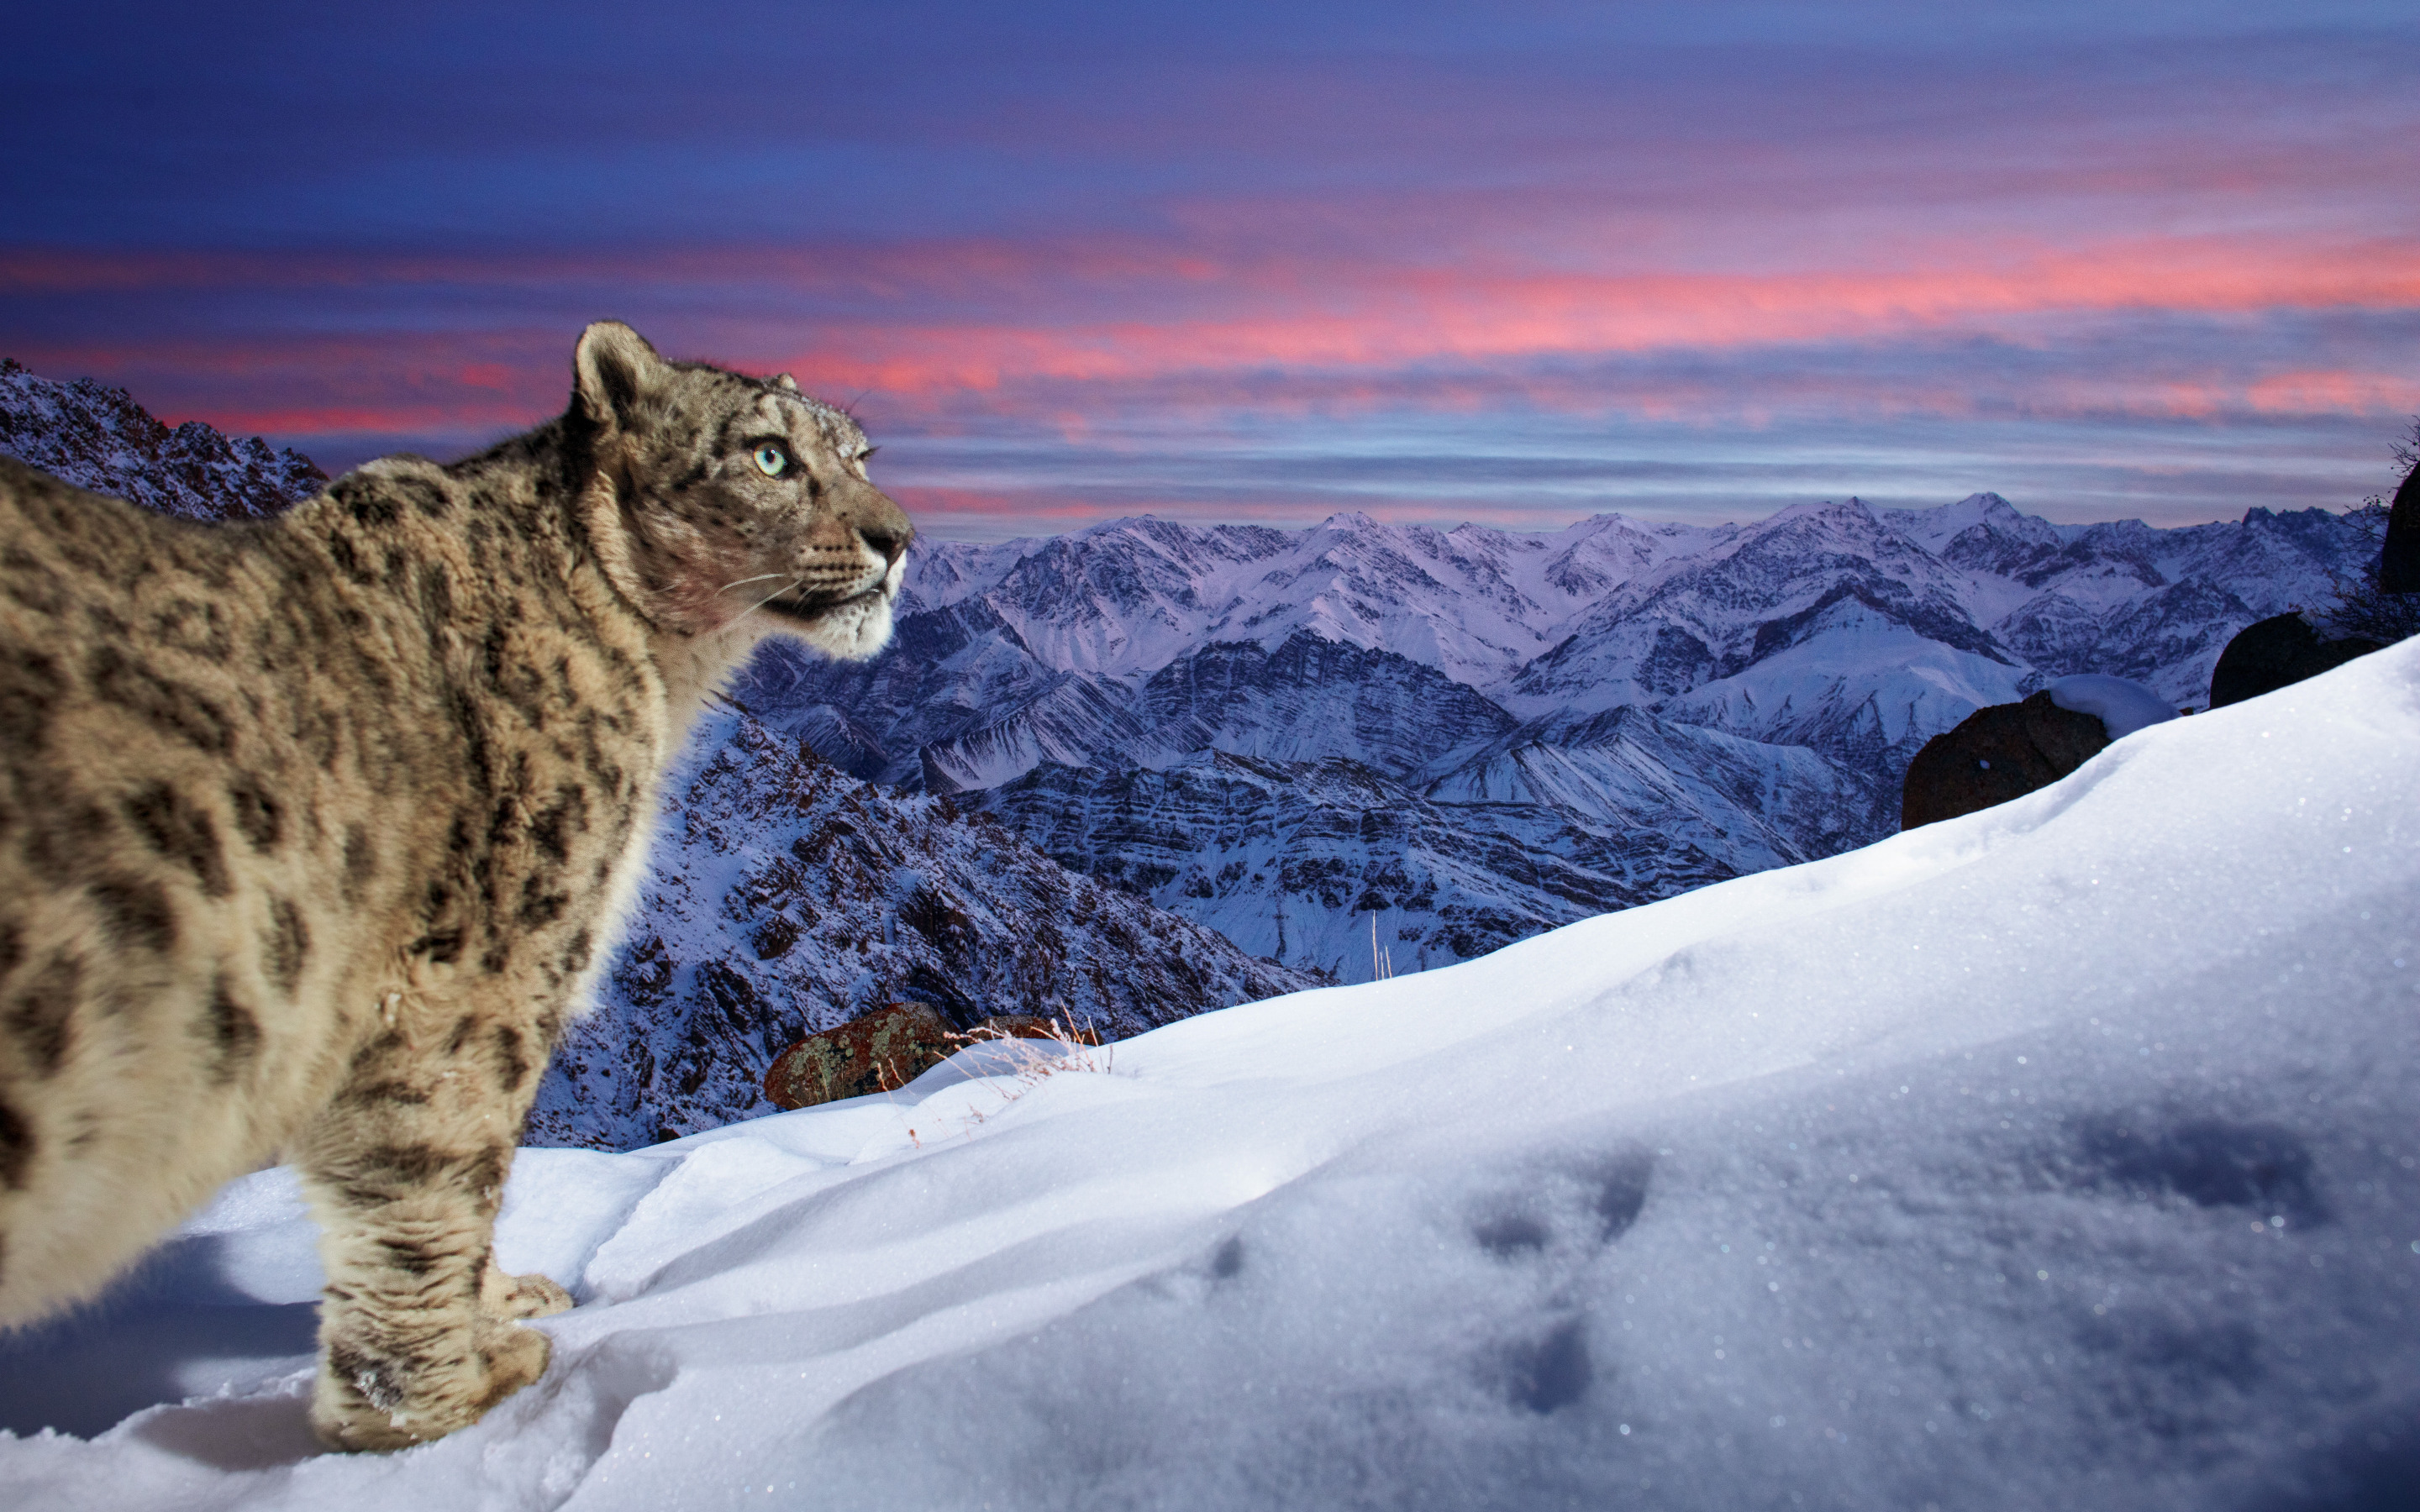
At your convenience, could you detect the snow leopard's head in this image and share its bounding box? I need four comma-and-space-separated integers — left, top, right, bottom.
570, 321, 913, 660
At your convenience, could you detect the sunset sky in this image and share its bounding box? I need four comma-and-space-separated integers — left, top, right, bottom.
4, 1, 2415, 539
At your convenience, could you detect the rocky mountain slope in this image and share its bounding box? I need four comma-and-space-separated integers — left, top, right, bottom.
529, 712, 1323, 1150
0, 358, 324, 519
971, 699, 1881, 979
749, 495, 2373, 976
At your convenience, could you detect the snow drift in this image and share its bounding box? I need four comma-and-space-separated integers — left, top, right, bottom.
3, 641, 2415, 1511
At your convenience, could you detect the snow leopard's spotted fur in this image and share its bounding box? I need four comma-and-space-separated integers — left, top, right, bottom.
0, 323, 912, 1449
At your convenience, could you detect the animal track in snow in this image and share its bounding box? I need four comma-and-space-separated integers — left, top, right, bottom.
2069, 1116, 2323, 1224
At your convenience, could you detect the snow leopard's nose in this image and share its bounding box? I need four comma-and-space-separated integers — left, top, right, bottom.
844, 483, 914, 569
860, 519, 909, 568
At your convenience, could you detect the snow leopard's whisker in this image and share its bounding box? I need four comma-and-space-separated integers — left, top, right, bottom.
736, 576, 808, 621
715, 571, 800, 595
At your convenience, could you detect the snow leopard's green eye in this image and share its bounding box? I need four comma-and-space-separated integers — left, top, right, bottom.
752, 444, 789, 478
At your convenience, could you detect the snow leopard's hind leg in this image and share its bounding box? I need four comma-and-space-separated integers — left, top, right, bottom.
291, 986, 571, 1452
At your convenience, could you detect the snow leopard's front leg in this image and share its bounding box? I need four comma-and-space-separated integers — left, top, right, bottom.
292, 988, 571, 1452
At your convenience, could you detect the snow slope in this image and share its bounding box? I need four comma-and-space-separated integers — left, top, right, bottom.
5, 638, 2415, 1510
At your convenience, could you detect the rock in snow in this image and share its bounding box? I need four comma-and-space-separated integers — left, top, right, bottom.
3, 637, 2413, 1510
2208, 612, 2383, 710
2380, 459, 2420, 595
764, 1006, 1101, 1110
761, 1001, 960, 1110
1898, 690, 2110, 831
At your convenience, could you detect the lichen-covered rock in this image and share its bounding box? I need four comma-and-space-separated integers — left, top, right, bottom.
2207, 612, 2381, 709
1900, 691, 2109, 830
763, 1002, 962, 1110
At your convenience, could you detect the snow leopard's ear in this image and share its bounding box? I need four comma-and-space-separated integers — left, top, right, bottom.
573, 321, 671, 431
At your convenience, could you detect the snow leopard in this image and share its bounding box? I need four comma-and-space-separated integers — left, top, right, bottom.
0, 323, 912, 1449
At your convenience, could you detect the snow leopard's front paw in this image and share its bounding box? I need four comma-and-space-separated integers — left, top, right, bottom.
482, 1261, 574, 1320
309, 1320, 553, 1452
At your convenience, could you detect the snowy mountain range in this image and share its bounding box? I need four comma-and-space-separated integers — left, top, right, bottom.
744, 496, 2374, 979
14, 360, 2363, 995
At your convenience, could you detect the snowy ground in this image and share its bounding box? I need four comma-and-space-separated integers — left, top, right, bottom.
3, 644, 2417, 1511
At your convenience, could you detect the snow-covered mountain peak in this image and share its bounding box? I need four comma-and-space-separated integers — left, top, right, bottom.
1744, 495, 1897, 546
1881, 490, 2036, 554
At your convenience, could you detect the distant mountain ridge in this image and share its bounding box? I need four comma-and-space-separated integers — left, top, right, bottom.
746, 495, 2371, 978
0, 358, 324, 520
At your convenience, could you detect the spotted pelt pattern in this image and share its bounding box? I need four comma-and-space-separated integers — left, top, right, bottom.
0, 323, 911, 1449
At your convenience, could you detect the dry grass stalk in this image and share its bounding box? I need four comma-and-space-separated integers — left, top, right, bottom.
925, 1013, 1117, 1138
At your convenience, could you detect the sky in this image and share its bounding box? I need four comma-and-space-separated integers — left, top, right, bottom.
3, 1, 2415, 541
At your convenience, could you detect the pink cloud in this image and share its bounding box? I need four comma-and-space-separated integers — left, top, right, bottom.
10, 226, 2412, 444
734, 234, 2420, 428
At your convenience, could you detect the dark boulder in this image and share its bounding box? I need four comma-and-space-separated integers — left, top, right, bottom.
1901, 691, 2109, 831
2379, 459, 2420, 596
2207, 613, 2382, 710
